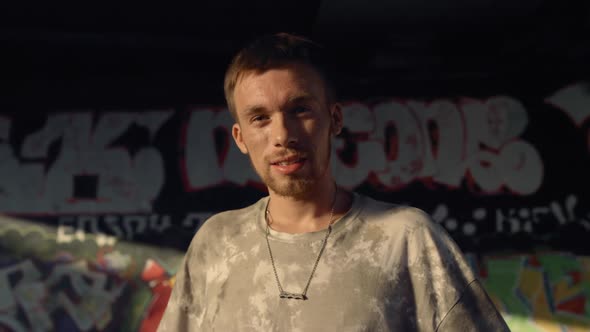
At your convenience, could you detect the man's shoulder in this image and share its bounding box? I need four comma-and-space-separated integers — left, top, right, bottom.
356, 193, 434, 233
193, 197, 266, 239
204, 197, 265, 228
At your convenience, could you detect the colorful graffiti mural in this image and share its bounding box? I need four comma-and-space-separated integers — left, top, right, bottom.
2, 216, 589, 331
0, 216, 182, 332
475, 254, 590, 332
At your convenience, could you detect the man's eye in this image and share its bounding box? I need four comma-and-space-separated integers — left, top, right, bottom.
293, 107, 310, 114
251, 115, 268, 122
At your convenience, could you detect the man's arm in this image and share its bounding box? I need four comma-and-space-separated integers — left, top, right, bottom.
157, 248, 200, 331
404, 208, 510, 331
157, 225, 211, 332
435, 279, 510, 332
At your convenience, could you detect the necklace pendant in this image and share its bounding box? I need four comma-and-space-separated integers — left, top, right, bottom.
280, 291, 307, 300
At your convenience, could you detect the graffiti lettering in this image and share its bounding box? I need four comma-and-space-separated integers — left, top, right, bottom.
495, 195, 578, 234
546, 82, 590, 127
0, 111, 172, 214
0, 260, 51, 331
56, 212, 211, 244
546, 82, 590, 153
182, 108, 258, 190
430, 195, 580, 236
0, 259, 127, 331
182, 97, 543, 194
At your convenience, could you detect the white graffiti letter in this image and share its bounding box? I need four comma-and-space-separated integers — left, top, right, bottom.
372, 100, 424, 188
332, 103, 386, 188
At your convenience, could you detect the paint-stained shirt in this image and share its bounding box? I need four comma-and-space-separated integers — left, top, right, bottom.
158, 193, 510, 331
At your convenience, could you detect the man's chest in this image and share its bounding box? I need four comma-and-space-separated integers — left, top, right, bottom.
196, 239, 414, 331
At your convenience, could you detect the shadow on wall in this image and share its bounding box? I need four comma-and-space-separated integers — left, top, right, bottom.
1, 216, 589, 331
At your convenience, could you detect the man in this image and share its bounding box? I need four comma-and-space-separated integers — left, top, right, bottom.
158, 33, 510, 331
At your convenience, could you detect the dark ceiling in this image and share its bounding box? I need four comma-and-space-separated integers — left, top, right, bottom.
1, 1, 589, 110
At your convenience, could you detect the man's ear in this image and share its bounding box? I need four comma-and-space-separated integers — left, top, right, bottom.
330, 103, 343, 136
232, 123, 249, 154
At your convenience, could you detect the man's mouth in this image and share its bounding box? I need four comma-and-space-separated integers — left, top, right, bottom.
270, 156, 307, 174
271, 155, 306, 165
272, 158, 305, 166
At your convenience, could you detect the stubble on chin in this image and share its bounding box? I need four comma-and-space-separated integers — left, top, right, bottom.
265, 175, 315, 199
247, 152, 317, 199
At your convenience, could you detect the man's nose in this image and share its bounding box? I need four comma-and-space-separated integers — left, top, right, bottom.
272, 113, 298, 148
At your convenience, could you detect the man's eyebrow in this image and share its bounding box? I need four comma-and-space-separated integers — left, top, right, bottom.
286, 94, 318, 106
240, 94, 319, 116
242, 105, 267, 116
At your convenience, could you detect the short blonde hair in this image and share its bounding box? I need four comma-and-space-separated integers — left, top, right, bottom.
223, 33, 335, 121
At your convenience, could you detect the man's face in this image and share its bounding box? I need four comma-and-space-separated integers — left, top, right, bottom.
231, 63, 341, 198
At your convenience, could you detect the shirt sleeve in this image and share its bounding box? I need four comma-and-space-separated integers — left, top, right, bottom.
436, 279, 511, 332
157, 226, 209, 331
404, 208, 510, 331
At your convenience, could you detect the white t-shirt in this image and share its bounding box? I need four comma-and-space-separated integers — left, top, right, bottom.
158, 193, 509, 331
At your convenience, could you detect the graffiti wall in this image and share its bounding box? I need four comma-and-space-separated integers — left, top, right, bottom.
1, 217, 588, 331
474, 253, 590, 331
0, 216, 182, 332
1, 82, 589, 331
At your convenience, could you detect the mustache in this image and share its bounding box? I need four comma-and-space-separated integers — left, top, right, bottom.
267, 149, 308, 162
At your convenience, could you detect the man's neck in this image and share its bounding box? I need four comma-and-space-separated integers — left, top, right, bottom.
266, 182, 352, 234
